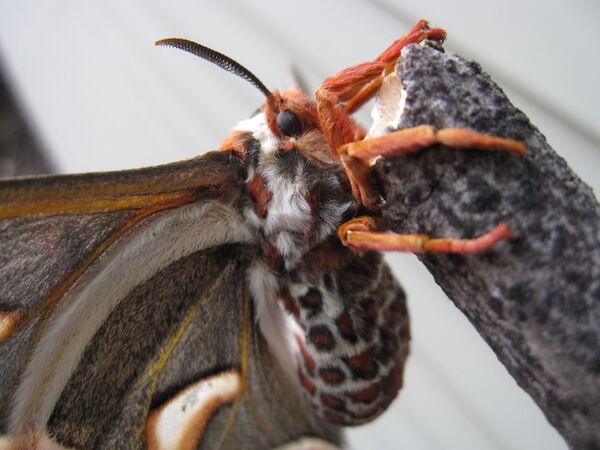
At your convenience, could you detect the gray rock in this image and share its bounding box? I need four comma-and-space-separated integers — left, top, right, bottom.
376, 44, 600, 449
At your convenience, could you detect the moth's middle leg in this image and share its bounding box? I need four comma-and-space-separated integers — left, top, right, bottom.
337, 216, 515, 255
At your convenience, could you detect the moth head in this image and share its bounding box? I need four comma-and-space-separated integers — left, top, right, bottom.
155, 39, 321, 142
264, 90, 320, 140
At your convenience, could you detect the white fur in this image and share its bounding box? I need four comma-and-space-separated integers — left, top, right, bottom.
234, 112, 349, 262
247, 259, 298, 382
262, 166, 311, 236
9, 201, 253, 434
259, 161, 313, 265
233, 112, 314, 260
233, 112, 279, 155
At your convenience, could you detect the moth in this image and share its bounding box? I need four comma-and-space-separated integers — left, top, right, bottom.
0, 20, 525, 450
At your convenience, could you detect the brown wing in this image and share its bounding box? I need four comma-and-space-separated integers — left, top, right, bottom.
0, 152, 342, 449
0, 151, 245, 220
0, 151, 245, 351
45, 245, 339, 449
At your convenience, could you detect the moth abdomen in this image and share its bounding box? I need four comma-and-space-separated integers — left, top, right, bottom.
281, 252, 409, 425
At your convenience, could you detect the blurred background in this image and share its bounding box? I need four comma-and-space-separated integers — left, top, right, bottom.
1, 1, 598, 449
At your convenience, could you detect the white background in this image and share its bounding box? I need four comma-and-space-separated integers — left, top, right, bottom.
1, 1, 598, 449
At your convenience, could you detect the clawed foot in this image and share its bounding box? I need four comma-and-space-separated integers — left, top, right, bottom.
338, 216, 515, 254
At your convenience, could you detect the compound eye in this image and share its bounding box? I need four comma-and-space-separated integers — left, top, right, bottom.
276, 110, 303, 137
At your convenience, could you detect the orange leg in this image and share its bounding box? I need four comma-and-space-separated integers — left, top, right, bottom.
339, 125, 527, 160
338, 126, 525, 209
315, 21, 446, 210
376, 20, 446, 65
315, 20, 445, 153
338, 216, 514, 254
344, 20, 446, 114
339, 153, 380, 212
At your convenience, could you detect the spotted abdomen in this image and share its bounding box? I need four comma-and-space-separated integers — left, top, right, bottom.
279, 250, 409, 425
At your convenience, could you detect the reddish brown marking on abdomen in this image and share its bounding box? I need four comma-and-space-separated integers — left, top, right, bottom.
349, 381, 382, 404
319, 367, 346, 385
308, 325, 336, 351
298, 288, 323, 317
343, 346, 378, 380
335, 309, 358, 343
284, 257, 410, 426
320, 393, 346, 411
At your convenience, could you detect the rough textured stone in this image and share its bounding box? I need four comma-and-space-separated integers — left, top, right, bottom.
376, 44, 600, 449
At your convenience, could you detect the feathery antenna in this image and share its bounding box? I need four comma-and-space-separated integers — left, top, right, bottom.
155, 38, 272, 98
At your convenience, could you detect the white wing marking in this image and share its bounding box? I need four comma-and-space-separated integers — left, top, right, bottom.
145, 370, 242, 450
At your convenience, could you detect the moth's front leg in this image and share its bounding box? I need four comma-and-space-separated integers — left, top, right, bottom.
278, 247, 409, 425
315, 20, 446, 210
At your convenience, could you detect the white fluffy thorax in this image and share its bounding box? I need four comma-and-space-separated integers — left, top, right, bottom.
233, 112, 310, 264
260, 154, 313, 264
233, 112, 351, 267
